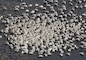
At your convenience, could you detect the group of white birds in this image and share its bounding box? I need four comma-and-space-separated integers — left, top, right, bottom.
0, 0, 86, 57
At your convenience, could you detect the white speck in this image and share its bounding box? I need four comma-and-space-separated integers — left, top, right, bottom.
28, 4, 32, 7
15, 5, 20, 8
39, 55, 43, 57
78, 0, 82, 4
2, 6, 7, 10
24, 5, 28, 7
39, 5, 44, 8
0, 16, 3, 20
44, 54, 48, 57
0, 35, 2, 38
67, 53, 70, 56
15, 7, 19, 11
53, 0, 58, 3
25, 9, 29, 13
80, 52, 85, 56
21, 2, 26, 5
82, 13, 86, 17
34, 8, 38, 12
84, 4, 86, 8
60, 53, 63, 57
49, 0, 53, 3
20, 7, 24, 10
35, 3, 39, 7
31, 10, 35, 14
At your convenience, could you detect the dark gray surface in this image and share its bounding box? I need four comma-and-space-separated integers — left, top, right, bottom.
0, 0, 86, 60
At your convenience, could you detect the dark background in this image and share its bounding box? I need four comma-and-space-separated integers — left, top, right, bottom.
0, 0, 86, 60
